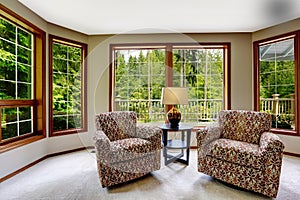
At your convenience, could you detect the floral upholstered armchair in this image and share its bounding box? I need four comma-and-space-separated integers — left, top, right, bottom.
94, 111, 161, 187
197, 110, 285, 198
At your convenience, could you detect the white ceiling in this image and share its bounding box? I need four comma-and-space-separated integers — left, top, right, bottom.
18, 0, 300, 35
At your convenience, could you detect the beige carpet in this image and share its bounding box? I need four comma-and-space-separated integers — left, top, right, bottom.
1, 149, 300, 200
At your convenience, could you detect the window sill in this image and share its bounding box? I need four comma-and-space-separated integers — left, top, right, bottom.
270, 128, 299, 136
0, 135, 45, 153
50, 128, 88, 137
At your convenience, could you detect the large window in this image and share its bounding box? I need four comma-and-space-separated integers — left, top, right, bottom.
110, 43, 230, 125
0, 5, 46, 152
254, 32, 300, 135
49, 35, 87, 136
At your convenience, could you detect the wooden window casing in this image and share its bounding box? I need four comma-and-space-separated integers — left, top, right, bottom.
254, 31, 300, 136
49, 35, 88, 137
0, 5, 46, 153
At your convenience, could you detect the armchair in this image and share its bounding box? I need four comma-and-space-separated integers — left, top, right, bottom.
197, 110, 285, 198
94, 111, 161, 187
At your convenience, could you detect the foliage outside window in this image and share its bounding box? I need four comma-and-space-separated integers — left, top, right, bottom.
254, 32, 300, 135
111, 44, 230, 126
49, 35, 87, 136
0, 5, 46, 151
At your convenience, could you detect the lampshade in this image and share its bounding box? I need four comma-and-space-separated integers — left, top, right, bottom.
161, 87, 188, 105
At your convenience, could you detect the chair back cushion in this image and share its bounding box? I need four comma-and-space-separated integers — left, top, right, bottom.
95, 111, 137, 141
218, 110, 271, 144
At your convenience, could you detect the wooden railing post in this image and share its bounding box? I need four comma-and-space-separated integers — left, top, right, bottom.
272, 94, 280, 116
290, 93, 295, 114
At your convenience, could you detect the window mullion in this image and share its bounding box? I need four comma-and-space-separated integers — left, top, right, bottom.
66, 47, 69, 130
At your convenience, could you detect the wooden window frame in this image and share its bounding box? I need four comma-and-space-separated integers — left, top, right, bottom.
109, 43, 231, 120
49, 35, 88, 137
253, 31, 300, 136
0, 5, 46, 153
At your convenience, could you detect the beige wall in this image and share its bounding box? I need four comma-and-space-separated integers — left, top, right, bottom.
252, 18, 300, 41
252, 18, 300, 154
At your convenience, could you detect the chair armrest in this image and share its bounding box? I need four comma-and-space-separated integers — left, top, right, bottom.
259, 132, 285, 154
196, 126, 221, 145
197, 126, 222, 157
94, 130, 111, 163
136, 125, 162, 149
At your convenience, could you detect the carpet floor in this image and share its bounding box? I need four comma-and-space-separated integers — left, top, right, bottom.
1, 149, 300, 200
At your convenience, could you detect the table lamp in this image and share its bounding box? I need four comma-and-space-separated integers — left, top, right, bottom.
161, 87, 188, 128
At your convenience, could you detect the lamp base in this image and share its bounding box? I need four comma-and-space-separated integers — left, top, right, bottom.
167, 107, 181, 128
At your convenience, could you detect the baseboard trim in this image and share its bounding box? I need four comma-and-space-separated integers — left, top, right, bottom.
0, 146, 94, 183
283, 151, 300, 158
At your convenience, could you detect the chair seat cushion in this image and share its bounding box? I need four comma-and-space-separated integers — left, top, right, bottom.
207, 139, 264, 170
109, 138, 154, 163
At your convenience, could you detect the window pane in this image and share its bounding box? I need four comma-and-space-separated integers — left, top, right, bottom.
2, 107, 17, 123
17, 63, 31, 83
0, 18, 33, 103
51, 40, 85, 133
68, 47, 81, 61
53, 72, 67, 87
173, 48, 224, 124
17, 82, 31, 99
1, 106, 33, 140
0, 39, 16, 56
68, 61, 81, 74
17, 28, 32, 49
17, 46, 32, 65
259, 38, 295, 130
53, 43, 67, 59
68, 74, 81, 87
68, 86, 81, 101
69, 101, 81, 114
19, 121, 32, 135
68, 115, 81, 129
113, 49, 166, 123
1, 123, 17, 140
19, 106, 32, 121
53, 101, 67, 115
53, 58, 68, 73
53, 116, 67, 131
0, 80, 16, 99
0, 18, 16, 42
0, 60, 16, 81
53, 86, 67, 102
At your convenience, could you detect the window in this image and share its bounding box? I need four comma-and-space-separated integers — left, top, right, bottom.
110, 43, 230, 125
49, 35, 87, 136
0, 5, 46, 152
254, 32, 300, 135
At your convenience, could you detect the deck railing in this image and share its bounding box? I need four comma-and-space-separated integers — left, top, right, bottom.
115, 99, 223, 124
260, 94, 295, 129
115, 95, 295, 128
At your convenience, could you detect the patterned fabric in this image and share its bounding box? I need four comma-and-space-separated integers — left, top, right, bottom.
197, 126, 221, 158
94, 111, 162, 187
95, 111, 136, 141
197, 110, 284, 198
208, 139, 264, 169
218, 110, 271, 144
97, 151, 161, 187
136, 125, 162, 150
109, 138, 153, 163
